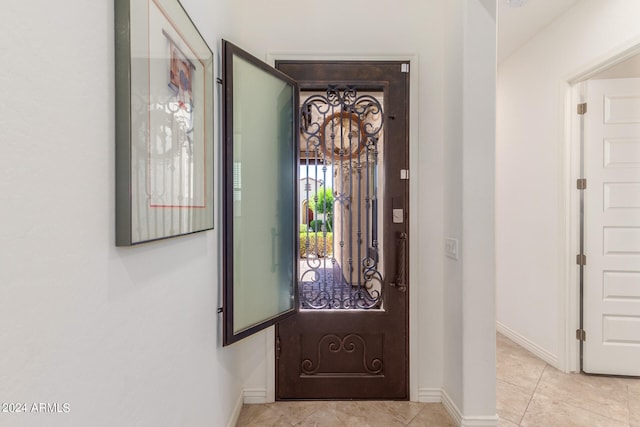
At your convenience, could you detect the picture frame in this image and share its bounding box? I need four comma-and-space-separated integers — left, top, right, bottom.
115, 0, 214, 246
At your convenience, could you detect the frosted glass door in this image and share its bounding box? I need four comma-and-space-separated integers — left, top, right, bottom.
223, 41, 298, 345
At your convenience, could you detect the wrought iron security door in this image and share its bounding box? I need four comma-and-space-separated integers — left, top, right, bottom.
276, 61, 409, 400
299, 86, 386, 310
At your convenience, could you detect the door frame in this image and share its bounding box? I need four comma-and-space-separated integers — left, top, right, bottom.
564, 41, 640, 373
257, 52, 421, 402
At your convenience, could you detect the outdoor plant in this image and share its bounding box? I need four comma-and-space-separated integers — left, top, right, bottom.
309, 219, 332, 232
311, 187, 334, 230
299, 232, 333, 258
312, 188, 333, 214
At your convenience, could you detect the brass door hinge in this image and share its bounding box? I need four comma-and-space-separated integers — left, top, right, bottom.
576, 254, 587, 266
577, 103, 587, 115
577, 178, 587, 190
576, 329, 586, 341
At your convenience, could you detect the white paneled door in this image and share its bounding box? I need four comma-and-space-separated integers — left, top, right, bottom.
584, 77, 640, 376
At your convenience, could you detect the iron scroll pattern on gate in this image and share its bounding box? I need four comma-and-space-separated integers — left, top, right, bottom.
299, 86, 384, 310
300, 333, 383, 376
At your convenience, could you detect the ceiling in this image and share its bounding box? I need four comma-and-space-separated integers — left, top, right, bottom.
497, 0, 582, 62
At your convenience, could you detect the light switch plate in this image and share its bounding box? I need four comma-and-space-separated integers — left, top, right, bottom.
445, 237, 459, 260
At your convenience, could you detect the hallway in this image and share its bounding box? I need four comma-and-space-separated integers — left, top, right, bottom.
236, 333, 640, 426
496, 333, 639, 426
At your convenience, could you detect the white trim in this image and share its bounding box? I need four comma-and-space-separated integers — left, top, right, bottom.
441, 390, 462, 426
555, 78, 572, 374
265, 52, 418, 65
496, 322, 559, 367
263, 51, 421, 402
442, 390, 499, 427
265, 327, 275, 402
461, 416, 499, 427
243, 387, 268, 404
564, 81, 584, 374
227, 392, 244, 427
418, 388, 442, 403
567, 38, 640, 84
408, 55, 421, 403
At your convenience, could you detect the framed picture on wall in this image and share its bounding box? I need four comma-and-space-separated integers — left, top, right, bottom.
115, 0, 214, 246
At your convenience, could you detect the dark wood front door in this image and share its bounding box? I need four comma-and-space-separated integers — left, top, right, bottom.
276, 61, 410, 400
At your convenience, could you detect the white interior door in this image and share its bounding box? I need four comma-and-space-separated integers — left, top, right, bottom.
584, 77, 640, 376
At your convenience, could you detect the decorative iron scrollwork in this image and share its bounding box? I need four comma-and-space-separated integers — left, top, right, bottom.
299, 86, 385, 310
301, 333, 383, 376
301, 85, 384, 166
319, 112, 366, 160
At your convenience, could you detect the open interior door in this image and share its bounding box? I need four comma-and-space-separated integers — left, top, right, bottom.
583, 77, 640, 375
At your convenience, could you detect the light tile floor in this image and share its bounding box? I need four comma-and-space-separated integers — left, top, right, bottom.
236, 333, 640, 426
496, 333, 639, 427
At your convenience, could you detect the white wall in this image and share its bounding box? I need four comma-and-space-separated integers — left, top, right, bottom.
443, 0, 497, 423
496, 0, 640, 370
0, 1, 261, 426
443, 0, 465, 410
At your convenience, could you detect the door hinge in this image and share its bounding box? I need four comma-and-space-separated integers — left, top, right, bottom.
401, 63, 409, 73
400, 169, 409, 180
576, 254, 587, 266
577, 103, 587, 115
577, 178, 587, 190
275, 335, 281, 359
216, 77, 223, 85
576, 329, 586, 341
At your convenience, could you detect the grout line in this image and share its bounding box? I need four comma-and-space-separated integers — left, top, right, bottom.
628, 383, 632, 426
404, 406, 421, 426
517, 362, 548, 426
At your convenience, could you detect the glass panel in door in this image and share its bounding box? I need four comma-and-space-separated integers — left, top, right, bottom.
223, 41, 298, 345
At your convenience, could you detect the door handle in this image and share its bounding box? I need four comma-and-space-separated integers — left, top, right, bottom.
368, 199, 379, 262
390, 232, 407, 292
271, 227, 278, 273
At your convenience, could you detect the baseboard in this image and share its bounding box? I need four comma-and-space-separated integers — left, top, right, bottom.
227, 388, 269, 426
461, 415, 499, 427
442, 390, 498, 427
243, 387, 268, 404
441, 390, 462, 426
496, 321, 559, 367
418, 387, 442, 403
227, 392, 244, 427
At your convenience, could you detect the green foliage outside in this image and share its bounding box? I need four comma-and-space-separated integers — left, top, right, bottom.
312, 188, 334, 215
309, 219, 332, 232
299, 232, 333, 258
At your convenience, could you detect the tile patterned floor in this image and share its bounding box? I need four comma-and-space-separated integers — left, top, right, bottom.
236, 400, 456, 426
496, 333, 639, 427
236, 333, 640, 426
